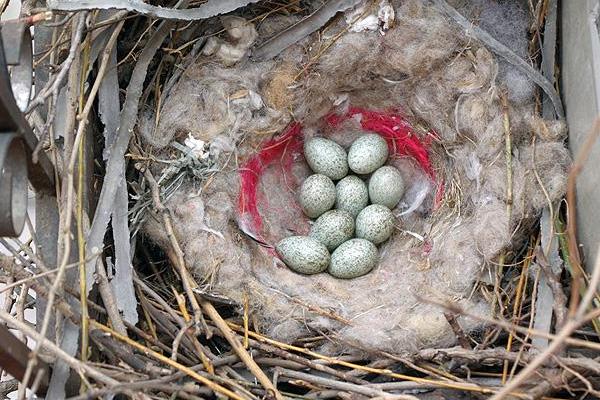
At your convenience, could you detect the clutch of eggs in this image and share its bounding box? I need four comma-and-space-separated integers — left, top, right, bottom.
276, 135, 406, 279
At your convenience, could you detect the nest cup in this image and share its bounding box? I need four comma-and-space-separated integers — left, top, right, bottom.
144, 0, 570, 355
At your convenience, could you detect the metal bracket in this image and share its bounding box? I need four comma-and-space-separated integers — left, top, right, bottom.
0, 133, 27, 236
0, 324, 49, 395
0, 22, 55, 237
0, 20, 56, 396
2, 22, 33, 111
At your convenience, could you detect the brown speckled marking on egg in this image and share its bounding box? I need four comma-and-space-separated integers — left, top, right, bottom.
276, 236, 330, 275
368, 166, 405, 209
328, 239, 378, 279
355, 204, 395, 244
335, 175, 369, 218
298, 174, 336, 218
304, 137, 349, 180
309, 210, 354, 251
347, 134, 389, 174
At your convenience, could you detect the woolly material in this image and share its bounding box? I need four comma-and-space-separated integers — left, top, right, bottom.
451, 0, 535, 105
143, 0, 570, 354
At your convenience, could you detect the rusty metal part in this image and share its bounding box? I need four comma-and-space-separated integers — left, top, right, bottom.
0, 324, 49, 395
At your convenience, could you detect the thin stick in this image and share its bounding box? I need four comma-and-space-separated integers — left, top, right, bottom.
276, 368, 395, 398
243, 291, 250, 349
500, 92, 513, 220
225, 322, 526, 397
21, 16, 87, 398
0, 263, 61, 294
172, 287, 215, 374
77, 30, 91, 370
202, 301, 283, 400
25, 13, 85, 113
141, 168, 206, 332
90, 321, 243, 400
416, 346, 600, 374
577, 243, 600, 321
536, 248, 569, 328
502, 246, 530, 383
443, 313, 471, 349
489, 252, 600, 400
489, 311, 600, 399
0, 310, 116, 386
249, 338, 369, 385
422, 296, 600, 351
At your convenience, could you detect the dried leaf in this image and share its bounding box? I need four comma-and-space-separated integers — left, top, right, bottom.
47, 0, 260, 21
532, 207, 563, 350
85, 19, 174, 300
45, 320, 79, 399
99, 44, 138, 324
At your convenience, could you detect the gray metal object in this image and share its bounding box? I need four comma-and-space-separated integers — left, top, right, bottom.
0, 23, 33, 237
0, 16, 57, 396
0, 23, 54, 198
0, 133, 27, 236
561, 0, 600, 270
33, 2, 60, 349
0, 324, 49, 395
2, 22, 33, 111
542, 0, 558, 119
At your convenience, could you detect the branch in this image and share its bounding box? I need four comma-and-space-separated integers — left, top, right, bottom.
47, 0, 260, 21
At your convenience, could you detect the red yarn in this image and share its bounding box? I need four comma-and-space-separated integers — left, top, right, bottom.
238, 109, 440, 240
238, 123, 303, 235
325, 107, 436, 180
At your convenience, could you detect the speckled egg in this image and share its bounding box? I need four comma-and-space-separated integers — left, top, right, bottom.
304, 137, 349, 180
299, 174, 336, 218
368, 166, 405, 209
355, 204, 395, 244
309, 210, 354, 251
276, 236, 330, 275
347, 134, 389, 174
335, 176, 369, 218
328, 239, 378, 279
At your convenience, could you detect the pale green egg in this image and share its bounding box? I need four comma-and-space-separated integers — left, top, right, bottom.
304, 137, 349, 180
328, 239, 378, 279
335, 175, 369, 218
347, 134, 389, 174
298, 174, 336, 218
276, 236, 330, 275
355, 204, 395, 244
369, 166, 405, 209
310, 210, 354, 251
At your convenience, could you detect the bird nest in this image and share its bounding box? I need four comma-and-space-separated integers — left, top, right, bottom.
142, 0, 569, 356
2, 0, 599, 399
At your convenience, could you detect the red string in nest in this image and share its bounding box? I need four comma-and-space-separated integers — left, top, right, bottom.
238, 108, 440, 244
